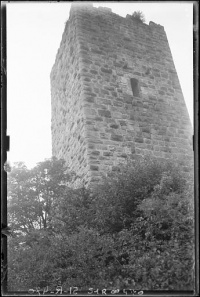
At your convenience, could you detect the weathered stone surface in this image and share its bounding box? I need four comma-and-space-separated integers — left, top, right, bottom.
135, 138, 144, 143
103, 151, 113, 156
90, 150, 100, 156
110, 134, 123, 142
98, 110, 111, 118
90, 165, 99, 171
100, 67, 112, 74
51, 3, 193, 186
110, 124, 119, 129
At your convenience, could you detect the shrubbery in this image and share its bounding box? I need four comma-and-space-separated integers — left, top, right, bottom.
7, 157, 194, 291
131, 11, 146, 23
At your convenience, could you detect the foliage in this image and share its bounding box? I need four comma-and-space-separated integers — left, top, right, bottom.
7, 156, 194, 291
7, 158, 71, 235
91, 157, 186, 234
131, 11, 145, 23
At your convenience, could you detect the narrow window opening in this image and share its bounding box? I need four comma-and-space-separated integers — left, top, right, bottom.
130, 78, 140, 97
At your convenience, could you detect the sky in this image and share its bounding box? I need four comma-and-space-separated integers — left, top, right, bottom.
6, 1, 194, 169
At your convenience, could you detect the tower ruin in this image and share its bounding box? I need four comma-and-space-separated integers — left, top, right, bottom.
50, 4, 193, 186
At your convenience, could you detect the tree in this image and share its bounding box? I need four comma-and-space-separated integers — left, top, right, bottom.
8, 157, 71, 235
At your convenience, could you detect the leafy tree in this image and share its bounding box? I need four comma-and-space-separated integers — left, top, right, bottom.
8, 157, 72, 236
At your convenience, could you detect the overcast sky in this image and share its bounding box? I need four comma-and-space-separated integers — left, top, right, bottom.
6, 1, 194, 169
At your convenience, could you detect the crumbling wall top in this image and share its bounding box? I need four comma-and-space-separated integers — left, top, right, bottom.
70, 3, 165, 31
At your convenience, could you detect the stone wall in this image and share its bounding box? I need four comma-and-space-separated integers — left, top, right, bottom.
51, 4, 193, 186
51, 9, 89, 182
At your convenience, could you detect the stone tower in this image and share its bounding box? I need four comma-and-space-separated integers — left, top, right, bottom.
51, 4, 193, 186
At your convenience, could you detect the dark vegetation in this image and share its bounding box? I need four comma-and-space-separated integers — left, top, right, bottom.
131, 11, 146, 23
7, 156, 194, 291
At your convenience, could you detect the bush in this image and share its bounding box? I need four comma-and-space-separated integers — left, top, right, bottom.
116, 186, 194, 290
90, 157, 186, 234
131, 11, 145, 23
7, 157, 194, 291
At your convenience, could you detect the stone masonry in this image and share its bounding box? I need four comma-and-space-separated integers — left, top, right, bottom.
51, 3, 193, 186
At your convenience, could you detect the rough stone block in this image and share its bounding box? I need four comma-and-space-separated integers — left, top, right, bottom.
98, 110, 111, 118
90, 165, 99, 171
103, 151, 113, 156
100, 67, 112, 74
110, 124, 119, 129
91, 150, 101, 156
111, 134, 123, 142
135, 137, 144, 143
90, 69, 98, 75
